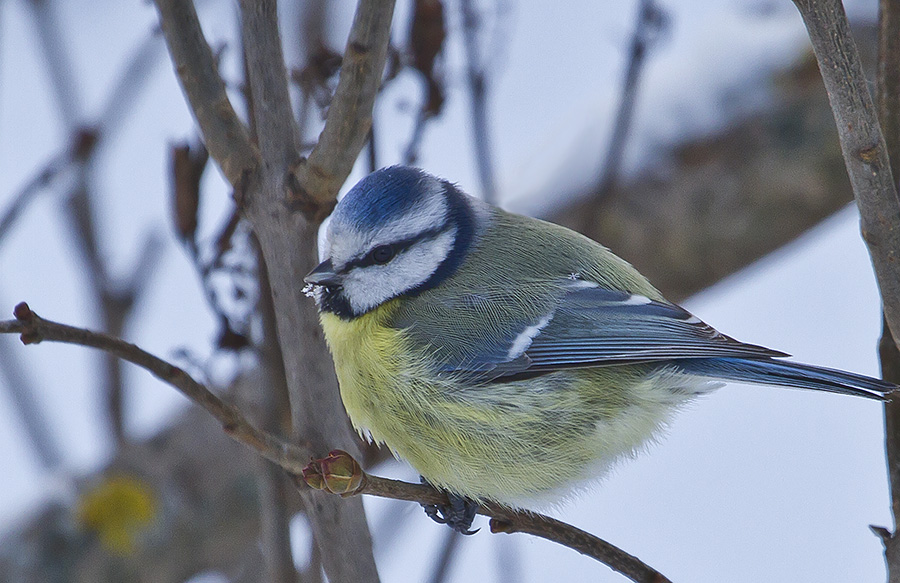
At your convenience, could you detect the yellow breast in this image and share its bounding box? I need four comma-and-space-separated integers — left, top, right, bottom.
319, 301, 413, 440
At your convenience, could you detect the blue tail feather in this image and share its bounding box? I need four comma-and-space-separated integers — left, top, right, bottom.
678, 357, 895, 400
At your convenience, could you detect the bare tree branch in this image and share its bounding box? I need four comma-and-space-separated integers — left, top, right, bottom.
153, 0, 259, 188
1, 304, 312, 473
239, 0, 301, 169
403, 0, 447, 165
96, 29, 166, 138
555, 24, 879, 305
236, 2, 395, 581
1, 22, 162, 247
293, 0, 329, 141
0, 305, 671, 583
879, 317, 900, 582
155, 1, 394, 579
875, 0, 900, 578
257, 462, 299, 583
288, 0, 396, 215
788, 4, 900, 580
222, 0, 394, 579
345, 473, 672, 583
30, 3, 169, 447
791, 0, 900, 339
61, 130, 160, 447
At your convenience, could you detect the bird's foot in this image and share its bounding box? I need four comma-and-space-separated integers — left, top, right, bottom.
420, 478, 479, 535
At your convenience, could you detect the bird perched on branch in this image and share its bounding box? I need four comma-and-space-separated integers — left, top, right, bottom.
304, 166, 895, 533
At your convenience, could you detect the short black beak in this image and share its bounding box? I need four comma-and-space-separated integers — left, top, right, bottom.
305, 258, 341, 286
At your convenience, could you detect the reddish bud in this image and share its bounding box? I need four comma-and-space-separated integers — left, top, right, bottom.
319, 450, 364, 495
13, 302, 32, 321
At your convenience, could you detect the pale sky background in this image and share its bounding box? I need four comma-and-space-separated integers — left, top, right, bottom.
0, 0, 892, 582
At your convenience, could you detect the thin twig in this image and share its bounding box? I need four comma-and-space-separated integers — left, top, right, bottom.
12, 7, 165, 449
403, 111, 429, 165
0, 305, 671, 583
596, 0, 667, 201
294, 0, 329, 142
34, 1, 165, 446
460, 0, 497, 203
879, 320, 900, 581
96, 27, 166, 138
4, 24, 163, 244
368, 125, 378, 173
170, 143, 253, 351
403, 0, 447, 165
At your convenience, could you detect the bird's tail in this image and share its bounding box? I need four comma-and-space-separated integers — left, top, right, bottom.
678, 357, 896, 400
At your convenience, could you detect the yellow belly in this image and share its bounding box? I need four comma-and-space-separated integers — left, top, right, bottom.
319, 303, 686, 506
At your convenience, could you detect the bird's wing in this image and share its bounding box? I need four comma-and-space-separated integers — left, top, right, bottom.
433, 283, 786, 382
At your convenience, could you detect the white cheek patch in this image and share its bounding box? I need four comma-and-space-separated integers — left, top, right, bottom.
341, 228, 456, 315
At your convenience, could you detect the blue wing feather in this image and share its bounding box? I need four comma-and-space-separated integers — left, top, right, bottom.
427, 282, 893, 399
442, 284, 785, 381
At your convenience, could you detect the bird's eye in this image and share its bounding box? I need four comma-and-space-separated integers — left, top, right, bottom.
370, 244, 395, 264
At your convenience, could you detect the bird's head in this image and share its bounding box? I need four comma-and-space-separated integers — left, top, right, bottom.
305, 166, 477, 319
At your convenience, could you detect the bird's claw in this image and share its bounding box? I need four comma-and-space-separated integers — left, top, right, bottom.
420, 478, 479, 535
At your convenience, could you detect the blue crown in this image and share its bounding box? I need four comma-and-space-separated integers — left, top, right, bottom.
333, 166, 431, 229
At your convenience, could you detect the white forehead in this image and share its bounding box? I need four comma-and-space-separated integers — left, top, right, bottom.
324, 177, 449, 266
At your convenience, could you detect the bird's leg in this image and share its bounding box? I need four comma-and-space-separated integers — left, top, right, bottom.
420, 477, 480, 535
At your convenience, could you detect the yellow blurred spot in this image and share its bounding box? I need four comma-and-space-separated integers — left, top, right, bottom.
76, 474, 157, 555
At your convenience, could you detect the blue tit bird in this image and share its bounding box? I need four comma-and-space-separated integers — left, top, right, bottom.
304, 165, 895, 533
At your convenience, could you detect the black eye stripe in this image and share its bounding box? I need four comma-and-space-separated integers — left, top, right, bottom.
342, 225, 448, 271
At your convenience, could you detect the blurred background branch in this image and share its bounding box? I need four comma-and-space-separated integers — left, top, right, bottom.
460, 0, 497, 203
